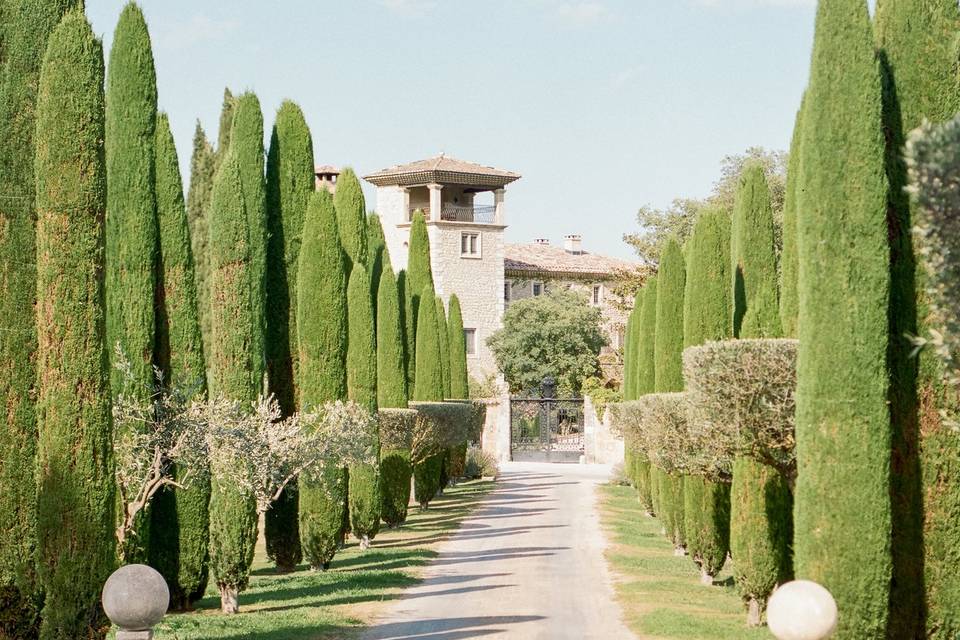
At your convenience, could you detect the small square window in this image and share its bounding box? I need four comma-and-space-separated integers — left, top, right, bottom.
460, 232, 480, 257
464, 328, 477, 355
533, 282, 543, 296
504, 281, 511, 301
592, 284, 602, 305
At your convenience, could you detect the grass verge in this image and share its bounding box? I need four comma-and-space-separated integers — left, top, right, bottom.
149, 480, 492, 639
598, 484, 772, 640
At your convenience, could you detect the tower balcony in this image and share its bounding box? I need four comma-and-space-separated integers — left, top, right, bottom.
408, 204, 497, 224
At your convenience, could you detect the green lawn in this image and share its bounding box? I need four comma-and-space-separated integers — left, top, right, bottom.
148, 480, 492, 640
598, 484, 773, 640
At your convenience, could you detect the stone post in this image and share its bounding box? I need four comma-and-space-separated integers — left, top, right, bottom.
102, 564, 170, 639
767, 580, 838, 640
428, 183, 442, 222
494, 188, 505, 224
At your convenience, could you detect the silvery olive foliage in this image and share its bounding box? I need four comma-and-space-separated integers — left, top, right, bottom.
613, 393, 700, 476
409, 401, 486, 464
683, 339, 798, 484
907, 115, 960, 417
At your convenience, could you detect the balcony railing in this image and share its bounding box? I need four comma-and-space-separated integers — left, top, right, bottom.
408, 204, 496, 224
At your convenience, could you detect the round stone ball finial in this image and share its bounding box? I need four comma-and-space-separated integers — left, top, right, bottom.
767, 580, 838, 640
102, 564, 169, 635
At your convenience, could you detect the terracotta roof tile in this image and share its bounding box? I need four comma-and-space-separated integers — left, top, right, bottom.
363, 153, 520, 187
504, 243, 640, 278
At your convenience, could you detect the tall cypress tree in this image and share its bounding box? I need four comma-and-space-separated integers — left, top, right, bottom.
347, 267, 381, 548
875, 3, 960, 636
186, 120, 216, 364
149, 113, 211, 611
447, 294, 469, 399
682, 206, 733, 586
730, 164, 792, 626
637, 278, 658, 515
264, 100, 314, 572
377, 264, 412, 527
397, 269, 412, 390
654, 238, 685, 553
623, 291, 642, 490
405, 212, 433, 389
795, 2, 891, 636
230, 92, 267, 395
334, 168, 368, 270
207, 154, 259, 614
106, 1, 158, 397
368, 213, 388, 317
297, 190, 349, 570
413, 284, 445, 507
214, 87, 234, 170
0, 0, 79, 632
779, 100, 804, 339
436, 297, 451, 399
34, 13, 114, 637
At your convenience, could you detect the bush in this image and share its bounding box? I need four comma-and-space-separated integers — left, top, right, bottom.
682, 339, 798, 484
413, 454, 444, 509
464, 446, 498, 479
378, 408, 416, 527
410, 401, 485, 464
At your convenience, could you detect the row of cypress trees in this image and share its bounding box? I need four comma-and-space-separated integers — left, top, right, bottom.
622, 1, 960, 636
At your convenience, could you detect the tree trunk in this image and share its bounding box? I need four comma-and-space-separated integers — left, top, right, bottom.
746, 597, 762, 627
359, 534, 371, 551
700, 570, 714, 586
220, 585, 239, 614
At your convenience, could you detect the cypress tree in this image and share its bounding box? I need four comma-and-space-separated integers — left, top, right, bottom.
334, 167, 368, 269
207, 154, 259, 614
149, 113, 210, 611
368, 213, 388, 316
405, 212, 434, 388
377, 264, 411, 527
106, 1, 158, 397
622, 308, 636, 402
795, 2, 891, 635
0, 0, 79, 632
214, 87, 235, 169
682, 206, 733, 586
347, 267, 381, 548
230, 92, 267, 394
414, 284, 444, 402
875, 3, 960, 635
638, 277, 659, 515
264, 100, 314, 572
730, 163, 792, 626
436, 297, 451, 398
297, 190, 349, 570
654, 238, 685, 553
34, 13, 115, 637
779, 100, 804, 339
186, 121, 216, 363
447, 294, 469, 399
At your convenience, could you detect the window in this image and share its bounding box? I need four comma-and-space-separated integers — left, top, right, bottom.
464, 328, 477, 355
533, 282, 543, 296
504, 281, 511, 301
460, 232, 480, 257
592, 284, 602, 305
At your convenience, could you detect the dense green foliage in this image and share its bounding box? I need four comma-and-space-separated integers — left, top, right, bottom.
214, 88, 234, 169
149, 113, 211, 610
368, 213, 388, 316
405, 212, 433, 388
0, 0, 79, 633
230, 92, 267, 395
436, 297, 451, 398
876, 3, 960, 635
653, 238, 686, 552
681, 206, 732, 582
414, 454, 444, 509
186, 121, 215, 362
105, 1, 158, 399
333, 168, 368, 269
622, 304, 638, 401
264, 101, 314, 572
297, 189, 349, 570
488, 290, 606, 395
414, 285, 444, 402
447, 295, 469, 398
207, 154, 259, 605
794, 2, 891, 636
347, 267, 381, 544
33, 14, 115, 637
637, 278, 658, 395
779, 101, 804, 338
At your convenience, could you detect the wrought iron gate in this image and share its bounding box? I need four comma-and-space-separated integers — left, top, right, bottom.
509, 396, 585, 463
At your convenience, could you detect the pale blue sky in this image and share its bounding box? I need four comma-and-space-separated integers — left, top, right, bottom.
86, 0, 824, 259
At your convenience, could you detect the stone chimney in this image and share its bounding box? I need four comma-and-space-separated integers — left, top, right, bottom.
563, 234, 583, 254
534, 238, 550, 245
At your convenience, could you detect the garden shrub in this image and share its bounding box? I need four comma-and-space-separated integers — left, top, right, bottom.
379, 408, 416, 527
464, 446, 498, 479
414, 454, 444, 509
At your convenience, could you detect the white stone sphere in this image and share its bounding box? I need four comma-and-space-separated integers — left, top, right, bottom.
767, 580, 838, 640
102, 564, 169, 630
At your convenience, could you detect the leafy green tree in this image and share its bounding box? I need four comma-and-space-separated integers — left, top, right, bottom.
637, 278, 658, 514
230, 92, 267, 395
447, 295, 469, 398
347, 267, 381, 548
875, 2, 960, 635
297, 190, 349, 570
0, 0, 79, 633
149, 113, 211, 610
334, 167, 368, 270
682, 206, 732, 585
264, 100, 314, 572
488, 290, 606, 395
368, 213, 388, 315
436, 297, 451, 398
207, 154, 259, 614
186, 120, 216, 362
414, 284, 444, 402
730, 163, 792, 626
795, 1, 891, 636
405, 212, 433, 388
34, 13, 114, 637
779, 100, 804, 338
653, 238, 686, 553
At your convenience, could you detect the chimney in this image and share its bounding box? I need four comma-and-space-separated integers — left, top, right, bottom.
563, 234, 583, 254
534, 238, 550, 245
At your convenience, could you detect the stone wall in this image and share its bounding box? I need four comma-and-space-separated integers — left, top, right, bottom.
583, 395, 624, 465
479, 393, 511, 462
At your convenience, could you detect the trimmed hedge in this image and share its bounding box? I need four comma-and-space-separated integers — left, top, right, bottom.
379, 408, 416, 527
